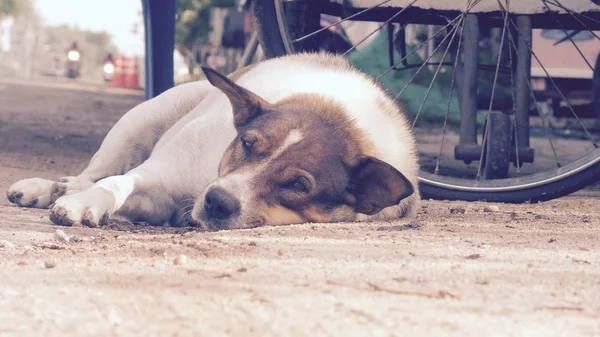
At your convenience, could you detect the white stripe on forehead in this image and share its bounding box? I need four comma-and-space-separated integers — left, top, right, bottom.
272, 129, 304, 159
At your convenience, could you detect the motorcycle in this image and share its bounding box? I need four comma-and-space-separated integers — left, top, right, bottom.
103, 60, 115, 82
65, 47, 81, 79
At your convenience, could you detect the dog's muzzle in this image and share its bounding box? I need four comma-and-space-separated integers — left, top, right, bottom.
199, 186, 241, 229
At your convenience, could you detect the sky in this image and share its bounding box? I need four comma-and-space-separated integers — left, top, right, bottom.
33, 0, 145, 56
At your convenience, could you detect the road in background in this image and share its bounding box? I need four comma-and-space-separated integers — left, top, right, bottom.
0, 77, 143, 196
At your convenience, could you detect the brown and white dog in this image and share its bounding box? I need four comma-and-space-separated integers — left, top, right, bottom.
6, 52, 420, 230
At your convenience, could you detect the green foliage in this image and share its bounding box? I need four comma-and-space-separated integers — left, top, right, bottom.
175, 0, 234, 54
0, 0, 22, 16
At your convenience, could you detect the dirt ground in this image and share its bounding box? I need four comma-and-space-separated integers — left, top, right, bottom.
0, 78, 599, 336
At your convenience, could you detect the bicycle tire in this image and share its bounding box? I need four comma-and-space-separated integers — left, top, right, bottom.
251, 0, 288, 58
419, 161, 600, 203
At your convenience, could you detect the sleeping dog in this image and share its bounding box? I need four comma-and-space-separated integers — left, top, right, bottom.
6, 52, 420, 230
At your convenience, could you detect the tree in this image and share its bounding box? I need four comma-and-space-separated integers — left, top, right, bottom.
175, 0, 234, 55
0, 0, 22, 17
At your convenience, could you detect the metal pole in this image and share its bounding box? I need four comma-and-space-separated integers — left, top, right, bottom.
458, 14, 479, 147
142, 0, 175, 99
515, 16, 532, 151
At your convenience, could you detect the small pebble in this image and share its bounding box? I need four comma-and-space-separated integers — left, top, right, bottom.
44, 261, 56, 269
483, 205, 500, 212
0, 240, 15, 249
449, 207, 465, 214
54, 229, 70, 244
39, 242, 64, 250
69, 235, 84, 243
173, 254, 188, 265
407, 219, 422, 228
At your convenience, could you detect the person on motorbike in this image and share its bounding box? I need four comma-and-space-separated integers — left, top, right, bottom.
102, 52, 115, 82
65, 41, 82, 78
103, 53, 114, 65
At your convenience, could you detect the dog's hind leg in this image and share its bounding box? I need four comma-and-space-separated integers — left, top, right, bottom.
7, 81, 214, 209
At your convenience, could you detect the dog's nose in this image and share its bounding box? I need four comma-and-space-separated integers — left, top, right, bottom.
204, 187, 240, 220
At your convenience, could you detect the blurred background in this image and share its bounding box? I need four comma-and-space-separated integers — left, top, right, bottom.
0, 0, 254, 86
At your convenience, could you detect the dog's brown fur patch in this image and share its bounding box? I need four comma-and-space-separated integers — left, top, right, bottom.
218, 147, 235, 176
260, 204, 305, 226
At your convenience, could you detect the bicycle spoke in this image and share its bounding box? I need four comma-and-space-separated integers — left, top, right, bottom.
292, 0, 392, 44
543, 0, 600, 27
382, 20, 458, 84
342, 0, 420, 56
377, 0, 484, 80
412, 16, 465, 128
540, 0, 594, 71
530, 92, 562, 168
393, 18, 463, 100
434, 0, 473, 175
543, 0, 600, 43
498, 3, 599, 147
476, 0, 511, 181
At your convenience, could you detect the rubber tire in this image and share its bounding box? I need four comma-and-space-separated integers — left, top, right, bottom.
251, 0, 600, 203
420, 160, 600, 203
251, 0, 288, 59
482, 111, 511, 180
594, 52, 600, 120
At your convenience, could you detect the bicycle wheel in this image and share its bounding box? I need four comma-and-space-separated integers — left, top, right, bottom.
251, 0, 600, 203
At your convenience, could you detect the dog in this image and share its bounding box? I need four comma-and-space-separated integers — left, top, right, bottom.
6, 52, 420, 230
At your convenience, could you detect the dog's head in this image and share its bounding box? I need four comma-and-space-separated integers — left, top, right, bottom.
192, 66, 414, 230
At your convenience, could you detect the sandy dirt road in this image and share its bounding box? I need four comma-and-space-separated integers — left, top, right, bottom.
0, 79, 599, 336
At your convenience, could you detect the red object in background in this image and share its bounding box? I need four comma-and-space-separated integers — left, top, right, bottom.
110, 55, 126, 87
110, 55, 140, 89
123, 57, 140, 89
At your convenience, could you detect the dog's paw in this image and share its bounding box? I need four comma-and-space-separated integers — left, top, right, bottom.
49, 188, 116, 227
57, 176, 94, 193
7, 178, 56, 208
7, 177, 95, 209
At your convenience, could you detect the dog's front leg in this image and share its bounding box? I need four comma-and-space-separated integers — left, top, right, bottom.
49, 171, 175, 227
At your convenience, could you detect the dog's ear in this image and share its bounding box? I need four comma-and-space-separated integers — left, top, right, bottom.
201, 66, 269, 127
346, 156, 414, 215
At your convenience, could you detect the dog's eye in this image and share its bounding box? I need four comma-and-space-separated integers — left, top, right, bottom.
241, 137, 253, 153
284, 176, 310, 193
